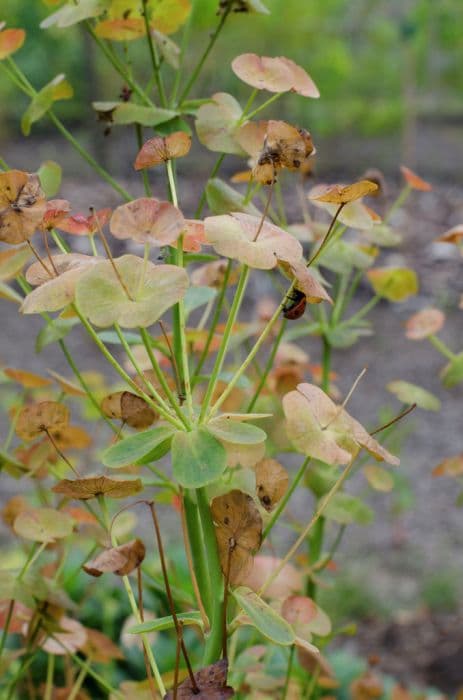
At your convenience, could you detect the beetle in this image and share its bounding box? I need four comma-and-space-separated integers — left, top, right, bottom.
282, 288, 307, 320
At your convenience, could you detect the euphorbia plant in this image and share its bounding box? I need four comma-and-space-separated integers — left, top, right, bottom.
0, 3, 445, 698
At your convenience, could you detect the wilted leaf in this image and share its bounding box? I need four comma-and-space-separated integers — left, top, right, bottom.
280, 260, 332, 304
52, 475, 143, 500
254, 458, 288, 511
164, 659, 234, 699
233, 586, 295, 645
400, 165, 432, 192
405, 308, 445, 340
172, 427, 227, 488
387, 380, 440, 411
110, 198, 184, 246
231, 54, 319, 97
196, 92, 245, 155
21, 74, 73, 136
283, 383, 399, 466
366, 267, 418, 302
14, 507, 73, 542
58, 209, 111, 236
102, 424, 176, 468
205, 212, 302, 269
363, 465, 394, 492
83, 539, 146, 576
436, 224, 463, 246
16, 401, 69, 441
211, 490, 262, 585
0, 27, 25, 59
75, 254, 189, 328
252, 121, 315, 183
0, 170, 46, 244
82, 627, 124, 662
101, 391, 157, 429
134, 131, 191, 169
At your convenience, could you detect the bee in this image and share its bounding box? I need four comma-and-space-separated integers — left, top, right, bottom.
282, 289, 307, 320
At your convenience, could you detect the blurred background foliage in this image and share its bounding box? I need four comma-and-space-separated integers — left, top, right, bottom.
1, 0, 462, 177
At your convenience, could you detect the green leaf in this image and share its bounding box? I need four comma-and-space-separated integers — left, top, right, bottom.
305, 462, 340, 498
367, 267, 418, 302
233, 586, 295, 646
129, 611, 203, 635
92, 101, 178, 127
0, 281, 23, 304
35, 318, 78, 352
21, 74, 73, 136
102, 425, 176, 468
387, 380, 441, 411
206, 417, 267, 445
37, 160, 62, 197
171, 427, 227, 488
320, 241, 374, 273
184, 286, 216, 317
0, 449, 27, 478
41, 0, 108, 29
322, 492, 374, 526
440, 353, 463, 389
206, 178, 261, 216
325, 323, 372, 349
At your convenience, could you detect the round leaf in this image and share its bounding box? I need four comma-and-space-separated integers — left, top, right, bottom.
110, 198, 185, 246
171, 427, 227, 488
387, 380, 441, 411
14, 507, 74, 542
231, 53, 319, 97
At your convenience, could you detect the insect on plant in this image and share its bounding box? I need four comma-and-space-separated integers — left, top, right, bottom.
0, 2, 459, 699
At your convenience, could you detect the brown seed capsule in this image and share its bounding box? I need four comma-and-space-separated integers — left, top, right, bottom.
283, 289, 307, 320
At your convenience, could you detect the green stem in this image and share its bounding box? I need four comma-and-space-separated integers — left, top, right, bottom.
183, 493, 212, 617
192, 259, 232, 381
85, 21, 154, 106
262, 457, 311, 541
306, 517, 324, 600
247, 319, 286, 412
196, 488, 224, 665
428, 334, 457, 361
178, 5, 232, 104
199, 265, 250, 421
44, 654, 55, 700
195, 153, 226, 219
384, 184, 411, 223
282, 646, 295, 700
67, 665, 87, 700
142, 0, 168, 107
243, 91, 284, 121
66, 650, 124, 698
321, 336, 331, 393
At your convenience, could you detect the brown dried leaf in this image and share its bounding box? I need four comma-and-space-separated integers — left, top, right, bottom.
0, 170, 46, 244
16, 401, 69, 441
350, 669, 383, 700
52, 476, 143, 500
311, 180, 378, 204
254, 458, 288, 511
436, 224, 463, 246
110, 198, 185, 246
405, 308, 445, 340
41, 617, 87, 656
211, 490, 262, 585
83, 538, 146, 577
164, 659, 234, 699
101, 391, 157, 429
134, 131, 191, 169
82, 627, 124, 662
253, 121, 315, 182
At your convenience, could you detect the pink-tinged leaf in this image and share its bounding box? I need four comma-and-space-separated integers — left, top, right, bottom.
243, 555, 302, 599
204, 212, 302, 269
41, 617, 87, 655
282, 596, 331, 637
182, 219, 206, 252
0, 28, 25, 60
134, 131, 191, 169
400, 165, 432, 191
280, 260, 332, 304
58, 208, 111, 236
405, 308, 445, 340
236, 120, 269, 158
196, 92, 246, 155
110, 198, 185, 246
41, 199, 71, 230
232, 53, 319, 97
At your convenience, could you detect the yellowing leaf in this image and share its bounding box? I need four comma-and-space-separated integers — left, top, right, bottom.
400, 165, 432, 192
75, 254, 189, 328
254, 458, 288, 511
366, 267, 418, 302
21, 74, 73, 136
0, 170, 46, 245
0, 245, 32, 281
14, 507, 74, 542
4, 368, 51, 388
149, 0, 191, 35
387, 380, 440, 411
16, 401, 69, 441
311, 180, 378, 204
52, 475, 143, 500
363, 465, 394, 492
232, 53, 319, 97
204, 212, 302, 269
